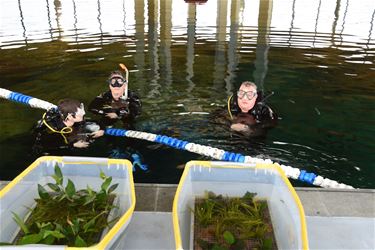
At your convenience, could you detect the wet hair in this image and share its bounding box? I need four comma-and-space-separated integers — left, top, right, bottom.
240, 81, 257, 90
108, 70, 125, 81
57, 99, 81, 118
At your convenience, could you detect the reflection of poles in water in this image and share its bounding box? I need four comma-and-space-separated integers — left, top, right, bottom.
339, 0, 349, 46
159, 0, 173, 86
46, 0, 53, 40
17, 0, 28, 45
365, 9, 375, 63
134, 0, 146, 84
186, 3, 196, 93
287, 0, 296, 47
72, 0, 78, 45
331, 0, 341, 46
313, 0, 322, 48
147, 0, 161, 98
213, 0, 228, 89
53, 0, 62, 39
253, 0, 273, 92
225, 0, 244, 94
122, 0, 127, 36
97, 0, 103, 45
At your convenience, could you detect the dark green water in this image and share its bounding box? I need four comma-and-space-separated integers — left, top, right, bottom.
0, 0, 374, 188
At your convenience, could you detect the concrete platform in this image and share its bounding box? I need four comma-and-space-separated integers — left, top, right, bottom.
1, 181, 374, 249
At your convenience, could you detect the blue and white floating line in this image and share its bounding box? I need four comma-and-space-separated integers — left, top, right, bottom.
105, 128, 353, 189
0, 88, 56, 110
0, 88, 354, 189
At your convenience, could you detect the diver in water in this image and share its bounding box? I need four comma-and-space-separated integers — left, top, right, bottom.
33, 99, 104, 154
89, 65, 148, 171
89, 65, 141, 129
227, 81, 277, 136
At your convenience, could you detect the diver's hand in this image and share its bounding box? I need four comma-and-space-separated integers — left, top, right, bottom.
230, 123, 249, 132
106, 112, 119, 119
91, 130, 104, 138
73, 140, 89, 148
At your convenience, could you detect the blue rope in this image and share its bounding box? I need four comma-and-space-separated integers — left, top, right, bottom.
9, 92, 33, 105
105, 128, 318, 185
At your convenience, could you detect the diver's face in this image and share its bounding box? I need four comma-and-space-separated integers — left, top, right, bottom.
64, 113, 84, 127
109, 76, 126, 101
110, 84, 126, 101
63, 104, 85, 127
237, 85, 257, 113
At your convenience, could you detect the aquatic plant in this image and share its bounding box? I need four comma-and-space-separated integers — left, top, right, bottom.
10, 164, 119, 247
193, 191, 275, 250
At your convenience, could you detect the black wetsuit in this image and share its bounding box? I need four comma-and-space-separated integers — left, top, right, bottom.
32, 109, 93, 154
89, 90, 141, 128
227, 92, 277, 136
229, 91, 277, 123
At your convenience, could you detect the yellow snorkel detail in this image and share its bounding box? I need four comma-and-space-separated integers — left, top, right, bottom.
42, 112, 73, 144
227, 94, 233, 120
119, 63, 129, 100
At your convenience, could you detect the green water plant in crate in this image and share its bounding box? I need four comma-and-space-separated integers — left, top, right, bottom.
193, 191, 276, 250
9, 164, 119, 247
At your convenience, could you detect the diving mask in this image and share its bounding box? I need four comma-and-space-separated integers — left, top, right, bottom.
237, 90, 257, 100
109, 76, 127, 88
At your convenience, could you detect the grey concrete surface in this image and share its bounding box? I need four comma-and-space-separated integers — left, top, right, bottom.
122, 212, 175, 250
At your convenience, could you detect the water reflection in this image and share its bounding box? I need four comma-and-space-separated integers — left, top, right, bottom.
186, 2, 196, 92
17, 0, 27, 45
0, 0, 374, 188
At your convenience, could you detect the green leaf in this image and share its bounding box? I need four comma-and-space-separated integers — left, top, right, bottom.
12, 212, 29, 234
37, 222, 53, 230
65, 179, 76, 198
41, 235, 55, 244
54, 164, 63, 185
72, 218, 81, 235
108, 183, 119, 193
47, 183, 60, 192
83, 217, 96, 232
74, 235, 87, 247
54, 223, 67, 235
243, 191, 257, 200
100, 171, 106, 180
43, 230, 66, 239
87, 185, 94, 196
223, 230, 235, 245
101, 176, 112, 192
38, 184, 50, 199
262, 238, 273, 250
83, 195, 96, 206
212, 244, 228, 250
19, 233, 43, 245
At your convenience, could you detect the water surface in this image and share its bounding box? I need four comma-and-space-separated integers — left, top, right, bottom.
0, 0, 374, 188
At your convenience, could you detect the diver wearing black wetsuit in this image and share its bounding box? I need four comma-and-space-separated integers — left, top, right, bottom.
33, 99, 102, 155
89, 90, 141, 128
89, 70, 141, 128
227, 81, 277, 136
228, 91, 276, 122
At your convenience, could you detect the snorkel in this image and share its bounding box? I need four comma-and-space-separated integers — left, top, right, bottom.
119, 63, 129, 100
